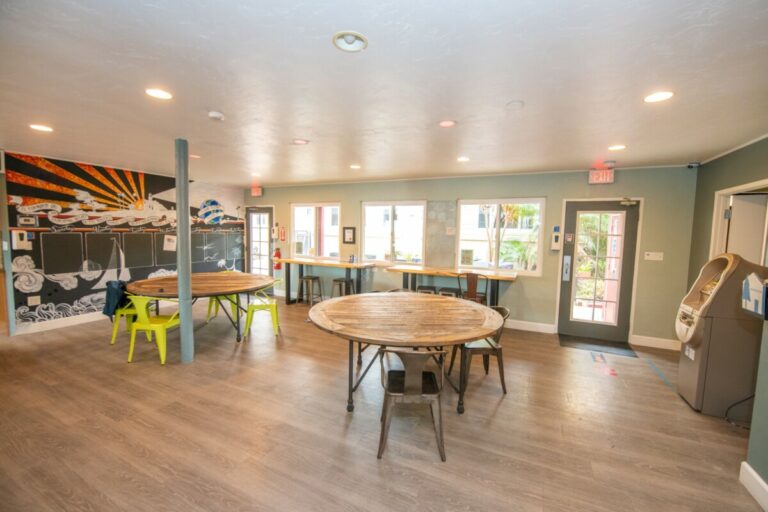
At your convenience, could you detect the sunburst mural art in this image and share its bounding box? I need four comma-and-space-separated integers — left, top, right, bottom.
4, 152, 246, 326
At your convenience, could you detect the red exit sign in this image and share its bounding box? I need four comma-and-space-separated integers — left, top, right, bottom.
589, 168, 614, 184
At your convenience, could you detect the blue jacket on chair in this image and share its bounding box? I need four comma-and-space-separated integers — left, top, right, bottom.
102, 280, 129, 320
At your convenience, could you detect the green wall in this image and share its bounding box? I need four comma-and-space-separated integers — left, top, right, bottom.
246, 166, 696, 340
688, 137, 768, 284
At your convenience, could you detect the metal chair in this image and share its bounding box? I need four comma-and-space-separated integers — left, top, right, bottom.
457, 272, 488, 304
416, 285, 437, 294
331, 277, 355, 297
437, 287, 461, 297
377, 348, 447, 461
244, 280, 281, 336
448, 306, 510, 394
300, 275, 323, 306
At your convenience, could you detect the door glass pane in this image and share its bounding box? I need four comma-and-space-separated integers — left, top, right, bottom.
571, 211, 625, 325
249, 212, 271, 275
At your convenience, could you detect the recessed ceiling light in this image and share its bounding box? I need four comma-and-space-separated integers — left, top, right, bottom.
457, 156, 470, 163
350, 164, 361, 169
291, 139, 310, 145
145, 88, 173, 100
505, 100, 526, 111
189, 154, 201, 159
439, 120, 457, 128
332, 31, 368, 52
644, 91, 674, 103
251, 172, 261, 177
208, 111, 225, 121
30, 124, 53, 132
608, 144, 626, 151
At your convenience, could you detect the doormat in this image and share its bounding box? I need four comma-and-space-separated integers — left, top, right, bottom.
558, 334, 637, 358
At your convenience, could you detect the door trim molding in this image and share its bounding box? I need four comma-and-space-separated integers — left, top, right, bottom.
554, 197, 644, 341
709, 177, 768, 259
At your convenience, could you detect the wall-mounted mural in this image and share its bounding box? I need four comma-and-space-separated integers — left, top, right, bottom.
4, 152, 245, 324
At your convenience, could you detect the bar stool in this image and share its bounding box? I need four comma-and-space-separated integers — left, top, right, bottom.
300, 275, 324, 306
331, 277, 356, 297
416, 285, 437, 294
437, 287, 461, 297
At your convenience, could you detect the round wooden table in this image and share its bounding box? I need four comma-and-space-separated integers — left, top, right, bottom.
127, 272, 276, 341
309, 292, 503, 412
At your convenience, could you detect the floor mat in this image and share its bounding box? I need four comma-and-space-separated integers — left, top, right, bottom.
558, 334, 637, 358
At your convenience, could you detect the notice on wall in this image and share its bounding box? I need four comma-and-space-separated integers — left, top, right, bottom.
460, 249, 474, 266
163, 234, 177, 252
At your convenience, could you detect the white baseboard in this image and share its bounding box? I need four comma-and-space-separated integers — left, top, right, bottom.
504, 319, 556, 334
628, 334, 681, 351
740, 461, 768, 511
14, 311, 105, 335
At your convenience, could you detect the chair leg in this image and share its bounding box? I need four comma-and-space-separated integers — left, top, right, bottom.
244, 308, 254, 334
127, 327, 138, 362
447, 345, 458, 375
206, 298, 215, 322
270, 305, 279, 335
110, 313, 121, 345
496, 348, 507, 394
377, 397, 395, 459
431, 398, 446, 462
124, 313, 133, 332
483, 354, 490, 374
156, 329, 167, 365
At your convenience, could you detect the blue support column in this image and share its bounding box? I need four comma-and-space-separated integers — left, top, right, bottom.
175, 139, 194, 362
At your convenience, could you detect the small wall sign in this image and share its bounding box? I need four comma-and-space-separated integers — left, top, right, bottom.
343, 227, 356, 244
588, 168, 614, 185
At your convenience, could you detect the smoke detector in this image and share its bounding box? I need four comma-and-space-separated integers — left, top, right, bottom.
332, 31, 368, 52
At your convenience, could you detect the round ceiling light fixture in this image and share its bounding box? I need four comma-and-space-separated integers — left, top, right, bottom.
644, 91, 674, 103
332, 31, 368, 52
145, 88, 173, 100
30, 124, 54, 132
505, 100, 525, 111
608, 144, 626, 151
457, 156, 470, 163
208, 111, 225, 121
350, 164, 361, 169
439, 120, 457, 128
291, 138, 310, 145
251, 172, 261, 177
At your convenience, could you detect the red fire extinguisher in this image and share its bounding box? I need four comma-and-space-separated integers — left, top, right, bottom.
273, 247, 282, 270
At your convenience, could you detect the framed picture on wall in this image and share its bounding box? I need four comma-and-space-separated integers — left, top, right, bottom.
343, 227, 356, 244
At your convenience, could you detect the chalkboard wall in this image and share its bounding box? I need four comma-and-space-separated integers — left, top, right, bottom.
4, 152, 244, 325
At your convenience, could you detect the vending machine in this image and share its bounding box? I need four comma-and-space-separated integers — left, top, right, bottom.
675, 253, 768, 422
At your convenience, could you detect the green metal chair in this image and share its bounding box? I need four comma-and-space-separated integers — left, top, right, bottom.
244, 280, 281, 336
126, 295, 180, 365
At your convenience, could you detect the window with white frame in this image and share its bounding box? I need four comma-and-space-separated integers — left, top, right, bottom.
291, 203, 340, 258
362, 202, 425, 263
457, 199, 544, 274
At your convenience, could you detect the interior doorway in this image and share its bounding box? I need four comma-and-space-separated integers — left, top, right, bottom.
724, 193, 768, 264
246, 207, 274, 277
557, 200, 640, 343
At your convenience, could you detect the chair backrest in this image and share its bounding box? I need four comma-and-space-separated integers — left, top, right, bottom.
379, 348, 445, 395
490, 306, 510, 344
458, 272, 489, 301
254, 279, 281, 302
126, 295, 155, 324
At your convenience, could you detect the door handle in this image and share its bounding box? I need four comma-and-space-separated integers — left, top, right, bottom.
563, 255, 571, 282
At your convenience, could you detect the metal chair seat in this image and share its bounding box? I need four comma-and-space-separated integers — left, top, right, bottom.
385, 370, 440, 395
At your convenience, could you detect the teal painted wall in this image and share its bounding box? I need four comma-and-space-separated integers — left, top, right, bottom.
688, 137, 768, 284
246, 166, 696, 340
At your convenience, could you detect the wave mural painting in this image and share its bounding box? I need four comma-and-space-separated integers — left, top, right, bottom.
4, 152, 245, 325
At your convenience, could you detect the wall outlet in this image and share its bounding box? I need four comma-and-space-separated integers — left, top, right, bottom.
28, 295, 41, 306
644, 251, 664, 261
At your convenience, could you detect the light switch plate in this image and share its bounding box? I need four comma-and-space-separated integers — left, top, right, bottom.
28, 295, 41, 306
644, 251, 664, 261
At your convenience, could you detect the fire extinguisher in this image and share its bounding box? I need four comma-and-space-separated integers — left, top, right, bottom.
273, 247, 282, 270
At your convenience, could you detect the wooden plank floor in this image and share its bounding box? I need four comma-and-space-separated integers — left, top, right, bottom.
0, 301, 760, 511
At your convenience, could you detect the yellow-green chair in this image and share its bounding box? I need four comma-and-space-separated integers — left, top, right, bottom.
206, 294, 241, 322
110, 303, 137, 345
244, 281, 280, 336
126, 295, 180, 365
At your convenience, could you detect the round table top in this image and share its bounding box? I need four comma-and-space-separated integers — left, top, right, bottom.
308, 292, 504, 347
126, 272, 276, 298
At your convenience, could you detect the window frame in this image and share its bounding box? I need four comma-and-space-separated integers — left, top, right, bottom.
361, 200, 427, 264
290, 202, 342, 260
456, 197, 545, 276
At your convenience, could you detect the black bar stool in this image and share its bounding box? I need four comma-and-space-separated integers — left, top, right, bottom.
331, 277, 356, 297
300, 275, 323, 306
